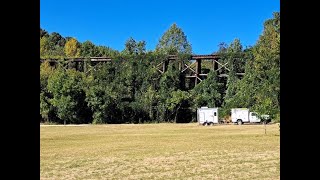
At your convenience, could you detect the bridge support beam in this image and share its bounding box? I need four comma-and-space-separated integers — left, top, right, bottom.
163, 60, 169, 72
179, 61, 181, 71
195, 59, 202, 85
213, 59, 218, 71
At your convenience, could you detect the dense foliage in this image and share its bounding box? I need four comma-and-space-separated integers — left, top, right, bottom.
40, 12, 280, 124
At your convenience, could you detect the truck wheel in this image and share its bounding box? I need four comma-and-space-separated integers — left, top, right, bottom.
209, 122, 213, 126
203, 122, 207, 126
237, 120, 242, 125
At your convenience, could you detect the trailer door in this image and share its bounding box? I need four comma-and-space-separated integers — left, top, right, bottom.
213, 111, 218, 123
199, 112, 205, 124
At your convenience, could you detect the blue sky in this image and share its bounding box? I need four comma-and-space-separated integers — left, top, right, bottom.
40, 0, 279, 54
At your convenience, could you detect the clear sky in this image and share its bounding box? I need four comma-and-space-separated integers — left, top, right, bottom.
40, 0, 279, 54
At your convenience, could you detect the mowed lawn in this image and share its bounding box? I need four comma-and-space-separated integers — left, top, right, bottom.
40, 123, 280, 180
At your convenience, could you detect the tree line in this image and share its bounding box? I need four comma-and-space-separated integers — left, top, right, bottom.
40, 12, 280, 124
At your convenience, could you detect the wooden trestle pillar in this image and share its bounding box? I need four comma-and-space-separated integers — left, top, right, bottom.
163, 60, 169, 72
195, 59, 201, 85
212, 59, 218, 71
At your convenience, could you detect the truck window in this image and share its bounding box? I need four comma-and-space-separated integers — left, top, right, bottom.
214, 112, 216, 116
252, 113, 257, 116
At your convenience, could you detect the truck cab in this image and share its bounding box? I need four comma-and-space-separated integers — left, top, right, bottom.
249, 112, 260, 123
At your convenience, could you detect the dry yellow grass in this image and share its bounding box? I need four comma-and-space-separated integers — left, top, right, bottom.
40, 123, 280, 179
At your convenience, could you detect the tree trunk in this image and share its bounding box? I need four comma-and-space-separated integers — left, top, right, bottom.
149, 104, 153, 120
174, 104, 182, 123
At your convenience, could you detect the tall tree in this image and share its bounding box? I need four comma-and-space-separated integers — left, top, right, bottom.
123, 37, 146, 55
40, 61, 55, 122
47, 68, 91, 124
80, 40, 99, 57
124, 37, 137, 55
228, 39, 243, 53
251, 12, 280, 117
136, 41, 146, 54
232, 12, 280, 120
49, 32, 66, 47
156, 23, 192, 55
64, 38, 81, 57
218, 38, 246, 117
139, 85, 158, 121
40, 36, 51, 57
223, 39, 243, 102
157, 64, 181, 122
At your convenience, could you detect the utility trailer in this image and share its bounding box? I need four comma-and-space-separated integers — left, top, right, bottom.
197, 107, 219, 126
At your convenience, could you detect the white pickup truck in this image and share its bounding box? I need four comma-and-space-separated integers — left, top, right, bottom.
231, 108, 271, 125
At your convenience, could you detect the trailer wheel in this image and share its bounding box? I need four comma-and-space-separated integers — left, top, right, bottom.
203, 122, 207, 126
237, 120, 242, 125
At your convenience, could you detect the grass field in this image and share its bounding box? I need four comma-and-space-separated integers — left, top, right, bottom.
40, 123, 280, 179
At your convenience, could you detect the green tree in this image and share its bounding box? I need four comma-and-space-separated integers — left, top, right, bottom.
157, 64, 181, 122
49, 32, 66, 47
123, 37, 146, 55
220, 38, 245, 117
124, 37, 137, 55
47, 68, 91, 124
84, 62, 125, 124
232, 12, 280, 120
40, 36, 66, 58
80, 40, 99, 57
40, 36, 54, 58
192, 71, 222, 108
156, 23, 192, 55
228, 39, 243, 53
251, 12, 280, 118
40, 61, 55, 121
136, 41, 146, 54
224, 39, 242, 108
139, 85, 158, 120
85, 84, 117, 124
96, 45, 119, 57
166, 90, 190, 122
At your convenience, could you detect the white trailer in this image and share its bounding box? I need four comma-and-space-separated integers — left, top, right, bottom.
197, 107, 219, 126
231, 108, 270, 125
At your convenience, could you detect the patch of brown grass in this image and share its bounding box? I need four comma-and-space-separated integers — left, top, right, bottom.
40, 123, 280, 179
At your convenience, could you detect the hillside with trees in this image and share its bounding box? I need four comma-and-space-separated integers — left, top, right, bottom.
40, 12, 280, 124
